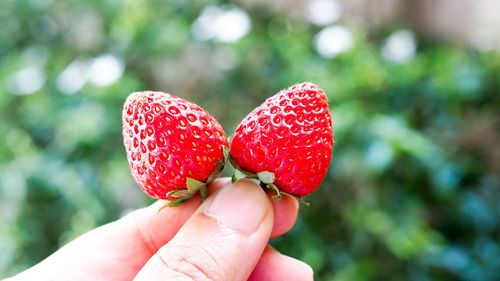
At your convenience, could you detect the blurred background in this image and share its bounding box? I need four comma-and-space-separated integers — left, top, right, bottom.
1, 0, 500, 280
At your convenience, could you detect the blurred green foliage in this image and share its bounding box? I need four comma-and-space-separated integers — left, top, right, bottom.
1, 0, 500, 280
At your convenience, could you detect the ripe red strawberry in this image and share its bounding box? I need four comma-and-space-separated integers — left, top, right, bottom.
230, 82, 333, 197
122, 91, 228, 205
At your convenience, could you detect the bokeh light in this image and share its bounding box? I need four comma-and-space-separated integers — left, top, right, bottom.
314, 25, 354, 58
191, 5, 252, 43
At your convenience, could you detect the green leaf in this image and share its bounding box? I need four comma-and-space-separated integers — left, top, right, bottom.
257, 171, 275, 184
200, 186, 208, 201
186, 178, 204, 193
157, 198, 190, 213
228, 153, 241, 170
206, 159, 225, 184
277, 189, 311, 206
166, 189, 192, 198
222, 145, 230, 163
298, 197, 310, 206
165, 198, 190, 207
266, 183, 282, 199
232, 169, 247, 183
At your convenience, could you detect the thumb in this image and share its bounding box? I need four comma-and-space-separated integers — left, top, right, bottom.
134, 179, 274, 281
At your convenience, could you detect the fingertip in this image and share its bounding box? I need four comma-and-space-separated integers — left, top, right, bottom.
248, 246, 314, 281
206, 177, 232, 195
278, 252, 314, 280
204, 178, 272, 234
268, 192, 299, 238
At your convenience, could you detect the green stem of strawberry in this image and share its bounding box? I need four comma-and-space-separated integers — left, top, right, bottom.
228, 154, 309, 205
200, 185, 208, 200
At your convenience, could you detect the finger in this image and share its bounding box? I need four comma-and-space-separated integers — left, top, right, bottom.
206, 177, 231, 194
268, 192, 299, 238
212, 178, 299, 238
121, 194, 202, 254
10, 179, 220, 281
135, 179, 274, 281
249, 246, 313, 281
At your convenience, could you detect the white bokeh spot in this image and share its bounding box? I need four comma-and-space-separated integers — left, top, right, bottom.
8, 66, 46, 95
306, 0, 342, 26
192, 6, 251, 43
382, 30, 416, 64
56, 59, 89, 94
87, 54, 125, 87
314, 25, 353, 59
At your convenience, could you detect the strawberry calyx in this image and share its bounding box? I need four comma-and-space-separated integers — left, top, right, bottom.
158, 145, 230, 211
229, 155, 309, 205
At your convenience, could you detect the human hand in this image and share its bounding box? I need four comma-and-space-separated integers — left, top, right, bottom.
7, 178, 313, 281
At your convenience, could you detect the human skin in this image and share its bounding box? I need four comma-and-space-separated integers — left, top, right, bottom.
6, 178, 313, 281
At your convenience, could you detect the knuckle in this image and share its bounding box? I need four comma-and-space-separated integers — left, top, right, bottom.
155, 244, 225, 281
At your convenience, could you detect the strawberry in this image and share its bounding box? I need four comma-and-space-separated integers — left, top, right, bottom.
230, 82, 333, 197
122, 91, 229, 206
